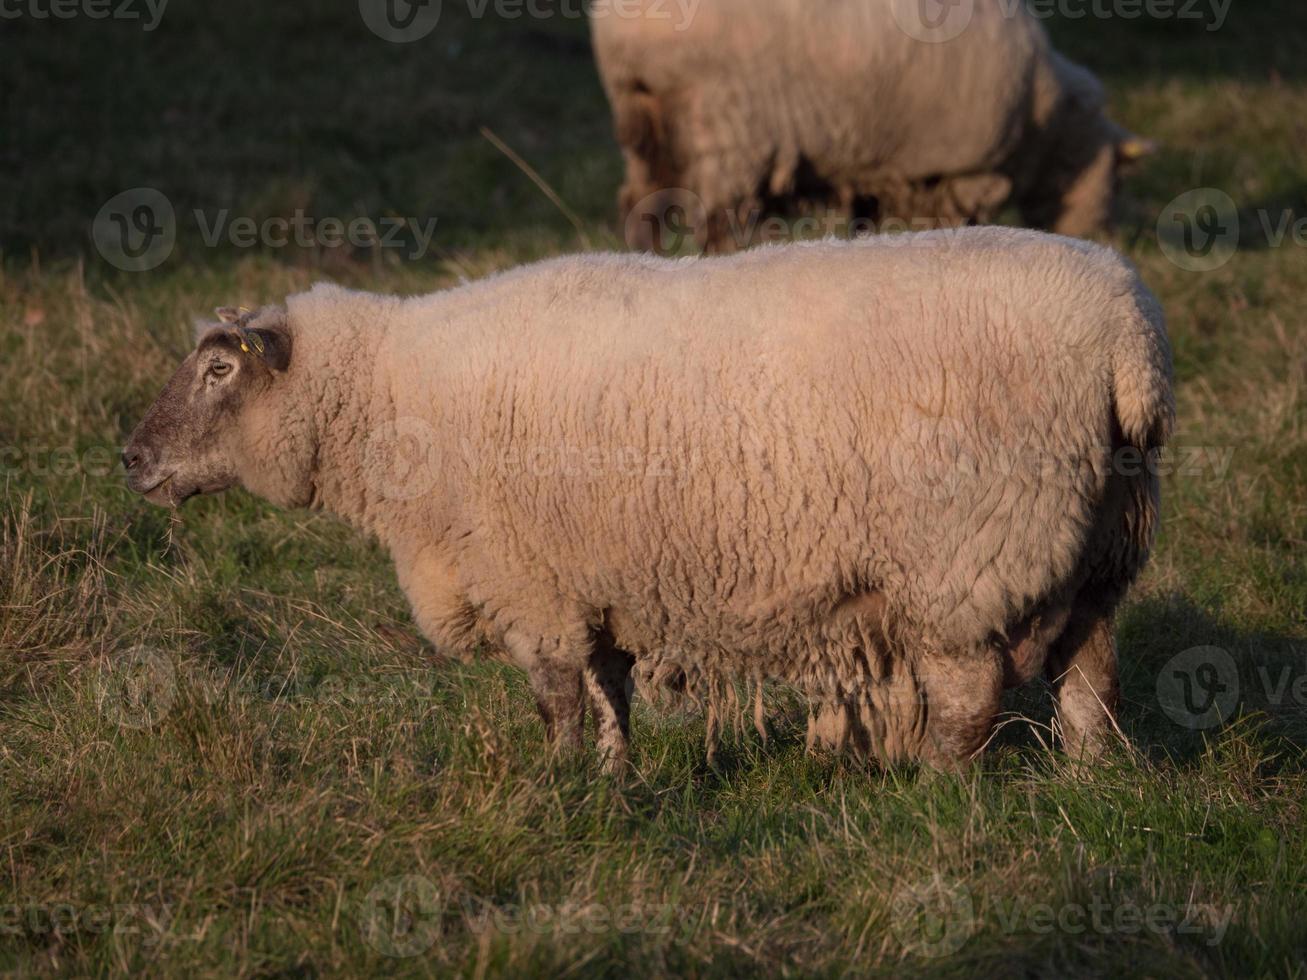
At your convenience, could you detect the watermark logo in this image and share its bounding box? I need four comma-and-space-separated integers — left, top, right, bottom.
94, 645, 176, 730
92, 188, 439, 271
0, 0, 169, 30
886, 415, 977, 503
1156, 645, 1239, 730
358, 0, 442, 41
362, 417, 441, 502
890, 0, 976, 43
0, 901, 178, 946
890, 874, 976, 957
889, 0, 1231, 43
624, 188, 707, 256
93, 188, 176, 272
359, 875, 444, 957
1157, 189, 1239, 272
1021, 0, 1231, 30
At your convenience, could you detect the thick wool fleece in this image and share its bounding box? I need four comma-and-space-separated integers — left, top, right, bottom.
592, 0, 1130, 245
233, 227, 1171, 765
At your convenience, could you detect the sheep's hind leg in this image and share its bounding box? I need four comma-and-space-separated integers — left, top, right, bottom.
1046, 592, 1122, 760
585, 635, 635, 773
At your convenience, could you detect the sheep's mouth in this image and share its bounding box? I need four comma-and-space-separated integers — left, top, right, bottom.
141, 475, 214, 507
141, 475, 177, 506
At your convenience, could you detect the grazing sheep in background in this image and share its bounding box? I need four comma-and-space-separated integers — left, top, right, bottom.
123, 227, 1172, 770
592, 0, 1155, 252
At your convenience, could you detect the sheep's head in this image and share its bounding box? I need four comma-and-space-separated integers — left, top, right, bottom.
123, 307, 293, 507
1020, 56, 1158, 237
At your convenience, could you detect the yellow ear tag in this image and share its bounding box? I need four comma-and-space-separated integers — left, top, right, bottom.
232, 308, 265, 356
237, 328, 265, 356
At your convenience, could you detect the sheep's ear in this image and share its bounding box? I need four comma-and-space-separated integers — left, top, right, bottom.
249, 322, 292, 373
215, 306, 243, 324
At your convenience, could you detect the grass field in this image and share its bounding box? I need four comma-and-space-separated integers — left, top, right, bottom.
1, 1, 1305, 976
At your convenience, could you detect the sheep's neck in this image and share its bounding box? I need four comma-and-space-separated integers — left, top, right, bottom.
299, 307, 394, 533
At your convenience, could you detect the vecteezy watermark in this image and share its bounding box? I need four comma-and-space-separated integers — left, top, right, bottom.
357, 0, 443, 43
92, 188, 439, 271
194, 210, 438, 261
1157, 189, 1240, 272
0, 902, 180, 946
585, 0, 703, 31
1157, 645, 1307, 730
358, 874, 707, 956
890, 875, 1233, 957
362, 417, 443, 503
470, 442, 702, 482
623, 187, 983, 255
890, 0, 1229, 43
624, 188, 710, 256
359, 419, 706, 504
890, 874, 977, 957
89, 652, 453, 730
93, 188, 177, 273
890, 0, 979, 44
359, 0, 702, 42
0, 443, 119, 479
0, 0, 169, 31
986, 895, 1234, 948
1159, 189, 1307, 272
359, 875, 445, 957
885, 416, 978, 504
360, 408, 1230, 507
1156, 646, 1239, 730
461, 897, 694, 940
1018, 0, 1230, 30
94, 645, 177, 730
884, 426, 1234, 504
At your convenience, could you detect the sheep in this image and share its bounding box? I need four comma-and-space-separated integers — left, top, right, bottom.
591, 0, 1156, 253
123, 226, 1173, 771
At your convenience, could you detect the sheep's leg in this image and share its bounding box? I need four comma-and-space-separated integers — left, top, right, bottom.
918, 649, 1004, 770
1046, 596, 1121, 759
528, 662, 587, 754
585, 636, 635, 772
505, 628, 587, 754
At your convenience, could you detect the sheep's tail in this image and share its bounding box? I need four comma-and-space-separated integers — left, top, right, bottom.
1110, 284, 1175, 451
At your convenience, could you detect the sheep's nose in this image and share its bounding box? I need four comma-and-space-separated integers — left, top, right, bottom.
121, 449, 142, 472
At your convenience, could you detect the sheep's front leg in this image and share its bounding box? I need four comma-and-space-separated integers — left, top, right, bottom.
528, 662, 586, 754
585, 638, 634, 772
505, 627, 587, 755
918, 649, 1005, 770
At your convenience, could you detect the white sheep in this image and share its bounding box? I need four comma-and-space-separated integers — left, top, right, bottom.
123, 227, 1173, 769
592, 0, 1155, 252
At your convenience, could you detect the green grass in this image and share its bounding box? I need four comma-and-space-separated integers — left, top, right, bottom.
1, 1, 1305, 976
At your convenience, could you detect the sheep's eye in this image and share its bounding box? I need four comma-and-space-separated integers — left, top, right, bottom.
208, 361, 233, 379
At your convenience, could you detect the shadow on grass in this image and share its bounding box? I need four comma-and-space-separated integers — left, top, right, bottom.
1118, 593, 1307, 764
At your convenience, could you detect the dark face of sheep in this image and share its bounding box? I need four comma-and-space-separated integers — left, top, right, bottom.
1018, 117, 1156, 238
123, 311, 292, 508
